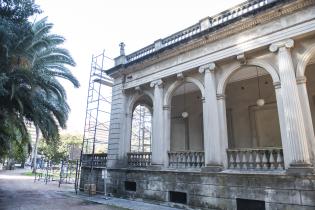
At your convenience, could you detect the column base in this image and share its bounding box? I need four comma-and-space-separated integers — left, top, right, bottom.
201, 164, 223, 172
287, 163, 314, 175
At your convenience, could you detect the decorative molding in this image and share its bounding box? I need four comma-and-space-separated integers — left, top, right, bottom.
273, 81, 281, 89
135, 86, 142, 93
199, 63, 216, 73
120, 0, 315, 74
269, 39, 294, 52
296, 76, 307, 85
163, 105, 170, 110
177, 73, 184, 80
150, 79, 163, 88
236, 53, 247, 65
216, 94, 226, 100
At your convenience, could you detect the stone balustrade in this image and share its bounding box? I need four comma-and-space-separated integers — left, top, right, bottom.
122, 0, 279, 64
227, 147, 284, 170
127, 152, 152, 167
81, 153, 107, 168
168, 151, 205, 169
126, 44, 155, 63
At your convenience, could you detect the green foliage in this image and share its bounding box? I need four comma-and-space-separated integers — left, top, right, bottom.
38, 134, 82, 162
0, 0, 80, 159
0, 0, 41, 22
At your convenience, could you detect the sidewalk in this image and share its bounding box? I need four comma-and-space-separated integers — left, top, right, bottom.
0, 168, 183, 210
66, 192, 183, 210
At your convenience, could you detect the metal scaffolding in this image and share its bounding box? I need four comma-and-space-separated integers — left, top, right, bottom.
74, 50, 153, 194
75, 51, 113, 194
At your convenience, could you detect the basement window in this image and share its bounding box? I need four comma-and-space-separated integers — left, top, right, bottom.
169, 191, 187, 204
236, 198, 265, 210
124, 181, 136, 192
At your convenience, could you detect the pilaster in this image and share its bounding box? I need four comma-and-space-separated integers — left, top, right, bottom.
270, 39, 313, 174
199, 63, 223, 172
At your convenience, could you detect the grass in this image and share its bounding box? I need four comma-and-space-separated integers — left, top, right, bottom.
22, 171, 34, 176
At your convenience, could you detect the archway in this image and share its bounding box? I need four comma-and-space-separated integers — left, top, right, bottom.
220, 64, 284, 170
170, 82, 203, 151
129, 95, 153, 152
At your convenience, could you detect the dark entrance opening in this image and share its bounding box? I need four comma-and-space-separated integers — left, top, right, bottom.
237, 198, 265, 210
124, 181, 136, 192
169, 191, 187, 204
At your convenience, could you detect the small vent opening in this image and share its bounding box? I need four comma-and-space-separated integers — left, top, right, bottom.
169, 191, 187, 204
124, 181, 136, 192
236, 198, 265, 210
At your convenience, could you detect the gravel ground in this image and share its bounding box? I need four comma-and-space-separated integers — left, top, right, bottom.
0, 169, 123, 210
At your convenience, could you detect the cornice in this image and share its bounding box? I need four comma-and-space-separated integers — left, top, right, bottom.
118, 0, 315, 75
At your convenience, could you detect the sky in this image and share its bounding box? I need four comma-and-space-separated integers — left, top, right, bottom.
35, 0, 244, 134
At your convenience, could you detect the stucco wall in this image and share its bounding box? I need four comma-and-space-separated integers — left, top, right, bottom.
170, 90, 203, 151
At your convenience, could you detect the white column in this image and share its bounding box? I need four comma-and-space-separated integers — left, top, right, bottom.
270, 39, 313, 174
150, 79, 164, 167
297, 77, 315, 165
274, 82, 291, 169
199, 63, 223, 171
163, 105, 171, 167
217, 94, 229, 168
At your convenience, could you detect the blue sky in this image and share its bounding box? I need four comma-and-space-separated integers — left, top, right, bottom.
35, 0, 244, 133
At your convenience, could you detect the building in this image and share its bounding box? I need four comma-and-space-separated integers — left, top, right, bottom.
82, 0, 315, 209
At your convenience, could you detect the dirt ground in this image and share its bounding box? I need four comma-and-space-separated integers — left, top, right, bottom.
0, 169, 124, 210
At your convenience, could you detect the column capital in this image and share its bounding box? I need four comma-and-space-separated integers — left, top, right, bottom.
216, 94, 225, 100
150, 79, 163, 88
269, 39, 294, 52
199, 62, 216, 74
296, 76, 307, 85
273, 81, 281, 89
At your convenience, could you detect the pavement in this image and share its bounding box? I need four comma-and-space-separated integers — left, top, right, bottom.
0, 168, 181, 210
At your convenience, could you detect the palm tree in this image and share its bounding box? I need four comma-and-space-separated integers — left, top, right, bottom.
0, 17, 79, 169
24, 17, 79, 171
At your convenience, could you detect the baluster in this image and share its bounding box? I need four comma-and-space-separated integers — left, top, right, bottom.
262, 151, 268, 170
229, 151, 235, 169
277, 150, 284, 169
248, 151, 254, 169
255, 151, 262, 169
235, 152, 240, 169
240, 151, 245, 169
243, 151, 249, 169
269, 150, 276, 170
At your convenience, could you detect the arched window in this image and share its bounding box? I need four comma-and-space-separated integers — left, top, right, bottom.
130, 104, 152, 152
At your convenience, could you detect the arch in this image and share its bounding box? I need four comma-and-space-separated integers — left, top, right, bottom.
296, 43, 315, 78
127, 90, 154, 115
164, 77, 204, 106
217, 58, 281, 95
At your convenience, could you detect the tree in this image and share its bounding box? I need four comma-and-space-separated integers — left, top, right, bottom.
0, 1, 80, 169
38, 134, 82, 163
0, 0, 41, 22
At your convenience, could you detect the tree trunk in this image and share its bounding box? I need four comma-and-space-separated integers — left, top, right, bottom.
32, 126, 40, 173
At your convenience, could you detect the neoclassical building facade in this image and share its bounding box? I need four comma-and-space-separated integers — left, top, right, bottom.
103, 0, 315, 209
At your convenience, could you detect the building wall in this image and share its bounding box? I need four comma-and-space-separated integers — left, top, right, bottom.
107, 169, 315, 210
107, 81, 125, 167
